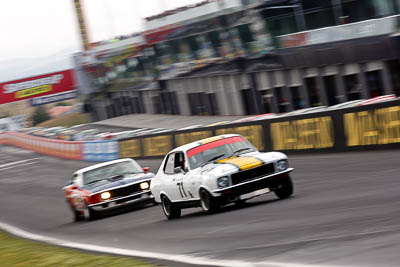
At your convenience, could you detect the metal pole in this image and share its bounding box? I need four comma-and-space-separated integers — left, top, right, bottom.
331, 0, 343, 25
293, 3, 306, 31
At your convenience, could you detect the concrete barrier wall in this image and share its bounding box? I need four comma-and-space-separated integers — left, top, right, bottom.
1, 100, 399, 161
119, 100, 400, 158
1, 132, 83, 160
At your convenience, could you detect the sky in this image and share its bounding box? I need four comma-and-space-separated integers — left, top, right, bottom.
0, 0, 203, 82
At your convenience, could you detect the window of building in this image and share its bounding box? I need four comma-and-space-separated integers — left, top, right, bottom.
366, 70, 384, 98
274, 87, 289, 113
290, 86, 304, 110
323, 76, 338, 106
344, 74, 361, 100
305, 77, 322, 106
260, 89, 274, 113
388, 60, 400, 96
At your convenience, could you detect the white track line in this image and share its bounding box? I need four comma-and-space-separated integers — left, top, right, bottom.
0, 161, 37, 171
0, 221, 343, 267
0, 157, 41, 168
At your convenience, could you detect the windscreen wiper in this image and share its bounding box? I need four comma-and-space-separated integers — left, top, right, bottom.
227, 148, 251, 158
202, 154, 226, 167
86, 179, 105, 185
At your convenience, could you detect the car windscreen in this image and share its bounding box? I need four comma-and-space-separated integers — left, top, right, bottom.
187, 137, 256, 169
82, 161, 142, 185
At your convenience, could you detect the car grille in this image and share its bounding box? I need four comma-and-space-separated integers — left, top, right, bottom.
110, 182, 146, 199
231, 163, 275, 185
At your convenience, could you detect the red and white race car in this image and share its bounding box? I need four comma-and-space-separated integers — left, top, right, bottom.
63, 158, 155, 221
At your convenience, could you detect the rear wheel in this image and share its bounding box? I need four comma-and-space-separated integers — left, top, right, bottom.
200, 189, 219, 214
161, 196, 181, 220
274, 175, 294, 199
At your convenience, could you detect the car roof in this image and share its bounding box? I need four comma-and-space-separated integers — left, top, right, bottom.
170, 134, 242, 153
75, 158, 133, 174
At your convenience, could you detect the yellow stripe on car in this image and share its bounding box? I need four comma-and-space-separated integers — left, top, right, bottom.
217, 157, 263, 171
199, 136, 223, 144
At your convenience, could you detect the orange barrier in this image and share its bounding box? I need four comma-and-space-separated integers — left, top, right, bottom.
1, 132, 83, 160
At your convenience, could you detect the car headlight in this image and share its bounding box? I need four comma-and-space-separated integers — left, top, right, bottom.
100, 191, 111, 200
277, 160, 288, 172
217, 176, 230, 188
140, 182, 150, 190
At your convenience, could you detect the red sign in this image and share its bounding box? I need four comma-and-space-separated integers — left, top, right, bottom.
0, 70, 76, 104
280, 32, 308, 48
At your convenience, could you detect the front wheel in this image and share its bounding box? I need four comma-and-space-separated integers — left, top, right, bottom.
200, 189, 219, 214
161, 196, 181, 220
274, 175, 294, 199
83, 202, 100, 221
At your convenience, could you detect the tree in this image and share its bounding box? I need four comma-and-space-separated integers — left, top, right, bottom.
31, 106, 51, 125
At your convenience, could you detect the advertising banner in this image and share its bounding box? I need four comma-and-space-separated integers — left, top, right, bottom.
344, 106, 400, 146
29, 90, 77, 106
84, 141, 119, 162
0, 70, 76, 104
2, 132, 82, 160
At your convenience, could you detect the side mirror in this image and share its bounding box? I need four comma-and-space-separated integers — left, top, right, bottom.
143, 167, 150, 174
70, 184, 78, 190
174, 167, 183, 174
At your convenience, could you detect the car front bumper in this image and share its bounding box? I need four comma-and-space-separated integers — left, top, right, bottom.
88, 190, 154, 212
212, 168, 294, 201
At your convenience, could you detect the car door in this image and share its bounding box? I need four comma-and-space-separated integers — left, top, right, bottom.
180, 152, 199, 199
173, 152, 190, 201
162, 153, 186, 201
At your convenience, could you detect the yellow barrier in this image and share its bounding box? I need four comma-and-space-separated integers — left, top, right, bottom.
174, 131, 213, 147
270, 117, 334, 150
344, 106, 400, 146
142, 135, 173, 157
216, 125, 264, 151
119, 139, 142, 158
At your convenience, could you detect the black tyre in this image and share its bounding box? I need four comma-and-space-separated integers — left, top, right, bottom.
83, 202, 100, 221
200, 189, 219, 214
161, 196, 181, 220
234, 199, 247, 207
274, 175, 294, 199
73, 209, 84, 222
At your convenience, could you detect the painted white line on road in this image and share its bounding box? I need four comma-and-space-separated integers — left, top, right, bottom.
0, 221, 341, 267
0, 162, 37, 171
0, 158, 41, 168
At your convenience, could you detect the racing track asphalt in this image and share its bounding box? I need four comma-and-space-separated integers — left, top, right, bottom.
0, 144, 399, 267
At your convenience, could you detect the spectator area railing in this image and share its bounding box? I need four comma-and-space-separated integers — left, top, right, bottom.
278, 15, 400, 49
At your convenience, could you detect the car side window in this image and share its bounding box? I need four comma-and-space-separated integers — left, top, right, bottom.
174, 152, 185, 171
72, 174, 78, 183
164, 153, 175, 175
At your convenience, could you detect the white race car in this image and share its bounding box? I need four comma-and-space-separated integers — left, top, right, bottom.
151, 134, 294, 219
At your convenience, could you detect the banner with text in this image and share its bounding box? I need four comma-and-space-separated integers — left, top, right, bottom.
0, 70, 76, 104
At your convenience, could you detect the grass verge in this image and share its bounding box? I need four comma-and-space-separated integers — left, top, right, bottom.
38, 112, 89, 127
0, 230, 162, 267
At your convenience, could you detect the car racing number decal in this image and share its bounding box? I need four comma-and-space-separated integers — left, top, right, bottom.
177, 182, 188, 198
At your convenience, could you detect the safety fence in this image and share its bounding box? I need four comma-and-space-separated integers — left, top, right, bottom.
1, 100, 399, 161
